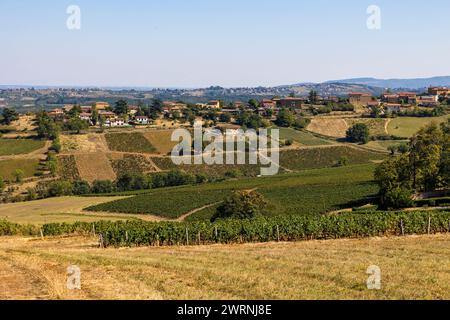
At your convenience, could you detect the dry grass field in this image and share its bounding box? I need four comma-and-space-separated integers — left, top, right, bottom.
0, 196, 137, 224
307, 118, 349, 138
60, 134, 109, 153
0, 234, 449, 300
142, 130, 178, 155
307, 118, 389, 138
74, 153, 116, 183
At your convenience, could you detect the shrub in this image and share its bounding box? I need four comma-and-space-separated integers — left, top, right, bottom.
92, 180, 115, 194
47, 180, 73, 197
212, 190, 268, 222
346, 123, 370, 144
72, 180, 91, 195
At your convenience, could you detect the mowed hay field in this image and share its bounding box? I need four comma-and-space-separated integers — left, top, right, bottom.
75, 153, 117, 183
387, 116, 449, 138
307, 118, 349, 138
142, 130, 178, 155
0, 196, 139, 224
307, 118, 388, 138
0, 158, 40, 181
0, 139, 46, 156
60, 134, 109, 153
0, 234, 449, 300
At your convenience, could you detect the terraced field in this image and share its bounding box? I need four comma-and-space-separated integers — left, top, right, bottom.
86, 164, 379, 220
75, 153, 116, 183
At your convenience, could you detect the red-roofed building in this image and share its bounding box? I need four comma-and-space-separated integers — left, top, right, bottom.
348, 92, 373, 107
428, 87, 450, 96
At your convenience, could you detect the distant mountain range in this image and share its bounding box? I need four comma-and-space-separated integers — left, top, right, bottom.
325, 76, 450, 90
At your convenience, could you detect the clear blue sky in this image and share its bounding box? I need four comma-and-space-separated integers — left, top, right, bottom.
1, 0, 449, 87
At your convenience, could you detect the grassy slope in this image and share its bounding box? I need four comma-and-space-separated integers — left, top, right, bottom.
278, 128, 333, 146
152, 145, 384, 176
0, 139, 45, 156
279, 146, 385, 171
0, 158, 40, 181
86, 164, 378, 219
0, 234, 448, 299
0, 196, 136, 224
387, 116, 449, 138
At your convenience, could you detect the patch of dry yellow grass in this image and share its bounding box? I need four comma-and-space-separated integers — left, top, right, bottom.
0, 196, 136, 224
307, 118, 349, 138
75, 153, 116, 183
0, 234, 449, 300
142, 130, 178, 155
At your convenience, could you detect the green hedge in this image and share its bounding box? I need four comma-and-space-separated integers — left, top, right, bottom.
0, 220, 39, 236
38, 211, 450, 247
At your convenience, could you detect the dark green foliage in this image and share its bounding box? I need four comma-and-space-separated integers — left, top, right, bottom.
72, 180, 91, 195
114, 99, 128, 115
1, 108, 19, 125
346, 123, 370, 144
36, 211, 450, 247
36, 113, 60, 140
275, 109, 295, 127
92, 180, 115, 194
212, 191, 268, 221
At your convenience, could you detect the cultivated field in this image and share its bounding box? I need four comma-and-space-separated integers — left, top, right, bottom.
0, 234, 448, 300
105, 132, 156, 153
75, 153, 117, 183
277, 128, 333, 146
142, 130, 178, 155
87, 164, 379, 220
307, 118, 349, 138
307, 117, 389, 138
60, 134, 109, 153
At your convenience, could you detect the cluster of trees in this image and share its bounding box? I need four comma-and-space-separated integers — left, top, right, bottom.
235, 111, 269, 129
346, 123, 370, 144
27, 170, 216, 200
275, 109, 310, 129
211, 190, 269, 222
375, 120, 450, 208
1, 108, 19, 125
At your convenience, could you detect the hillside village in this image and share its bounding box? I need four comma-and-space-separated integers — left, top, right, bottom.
0, 84, 447, 208
37, 86, 450, 129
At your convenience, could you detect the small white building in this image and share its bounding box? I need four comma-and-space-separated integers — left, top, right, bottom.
106, 118, 126, 127
134, 116, 149, 125
79, 113, 91, 121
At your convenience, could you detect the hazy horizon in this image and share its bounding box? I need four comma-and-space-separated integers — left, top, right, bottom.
1, 0, 450, 87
